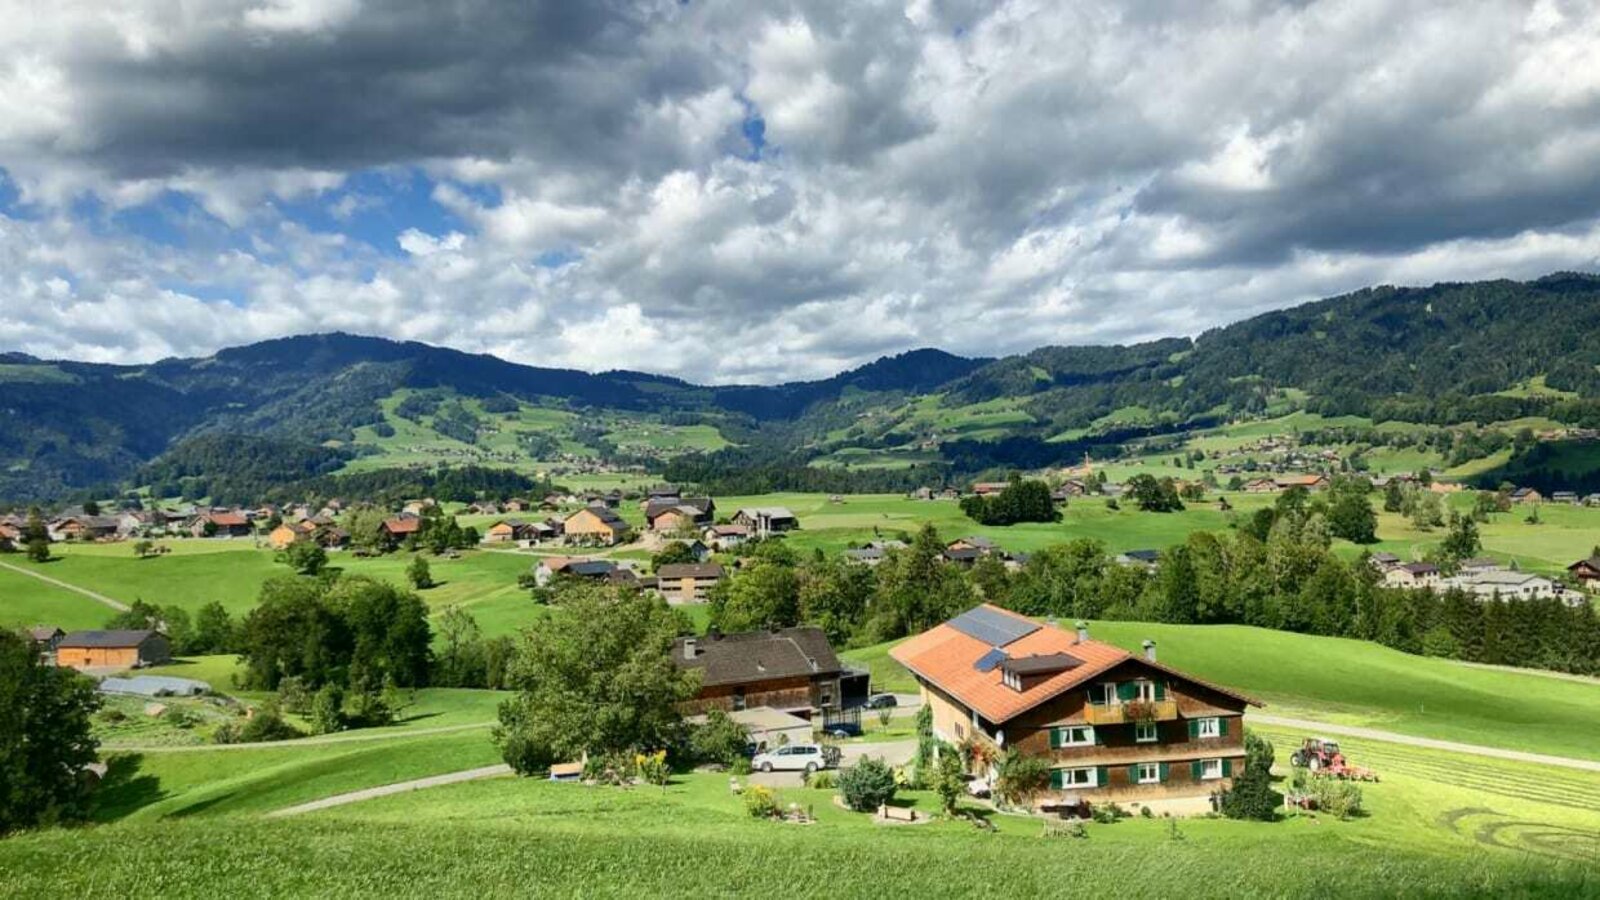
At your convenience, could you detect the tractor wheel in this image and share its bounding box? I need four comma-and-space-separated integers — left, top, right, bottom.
1290, 751, 1305, 768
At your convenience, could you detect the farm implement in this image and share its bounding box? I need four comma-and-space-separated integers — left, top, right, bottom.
1290, 737, 1379, 782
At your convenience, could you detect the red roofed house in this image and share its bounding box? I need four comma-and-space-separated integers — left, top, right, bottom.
891, 605, 1260, 814
380, 515, 423, 548
189, 510, 252, 538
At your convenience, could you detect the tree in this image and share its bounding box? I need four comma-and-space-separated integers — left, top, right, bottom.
959, 478, 1058, 525
1439, 511, 1482, 562
193, 602, 236, 655
837, 756, 898, 812
332, 577, 433, 688
1326, 490, 1378, 544
1218, 731, 1277, 821
0, 629, 101, 834
407, 555, 434, 590
934, 747, 966, 813
132, 540, 155, 558
238, 577, 352, 690
495, 586, 696, 774
708, 559, 800, 632
651, 541, 699, 569
689, 709, 750, 766
433, 605, 486, 688
1126, 474, 1184, 512
280, 540, 327, 575
24, 507, 51, 562
1382, 480, 1404, 512
994, 749, 1051, 808
309, 682, 346, 735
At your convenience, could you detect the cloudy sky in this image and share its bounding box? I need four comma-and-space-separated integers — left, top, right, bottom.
2, 0, 1599, 383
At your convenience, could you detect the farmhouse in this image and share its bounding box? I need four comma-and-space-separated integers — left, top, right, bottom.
1243, 478, 1279, 493
51, 515, 120, 541
891, 607, 1260, 813
1510, 487, 1543, 504
970, 482, 1010, 496
484, 519, 536, 543
563, 506, 630, 546
1273, 474, 1329, 491
673, 626, 844, 716
1444, 570, 1569, 603
1385, 562, 1440, 589
189, 510, 252, 538
380, 515, 423, 547
645, 497, 716, 532
655, 562, 724, 603
1567, 557, 1600, 591
731, 507, 798, 537
703, 523, 751, 550
55, 629, 171, 670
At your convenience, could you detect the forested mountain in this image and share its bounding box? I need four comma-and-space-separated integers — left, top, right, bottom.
5, 273, 1600, 502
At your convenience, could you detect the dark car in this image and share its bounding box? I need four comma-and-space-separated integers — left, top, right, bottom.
824, 721, 863, 738
865, 693, 899, 709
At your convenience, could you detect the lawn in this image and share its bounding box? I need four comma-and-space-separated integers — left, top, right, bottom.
845, 620, 1600, 762
0, 564, 116, 631
7, 748, 1595, 897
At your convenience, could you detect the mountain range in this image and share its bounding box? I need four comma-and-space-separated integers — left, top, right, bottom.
5, 273, 1600, 503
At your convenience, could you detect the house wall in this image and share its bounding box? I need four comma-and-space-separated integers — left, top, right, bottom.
564, 510, 621, 544
687, 674, 840, 714
56, 636, 171, 670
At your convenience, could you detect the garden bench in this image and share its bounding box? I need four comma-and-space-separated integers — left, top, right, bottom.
879, 805, 918, 822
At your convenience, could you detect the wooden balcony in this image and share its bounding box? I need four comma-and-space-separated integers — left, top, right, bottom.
1083, 699, 1180, 726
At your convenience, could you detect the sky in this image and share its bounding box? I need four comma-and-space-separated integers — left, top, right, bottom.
2, 0, 1600, 384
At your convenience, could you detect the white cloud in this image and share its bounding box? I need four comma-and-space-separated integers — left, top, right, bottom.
2, 0, 1600, 383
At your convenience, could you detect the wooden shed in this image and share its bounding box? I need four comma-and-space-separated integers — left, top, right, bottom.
55, 630, 171, 670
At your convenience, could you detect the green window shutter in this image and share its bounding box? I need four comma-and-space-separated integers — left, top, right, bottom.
1191, 761, 1202, 779
1159, 762, 1170, 782
1050, 768, 1063, 789
1127, 764, 1139, 782
1096, 766, 1109, 787
1117, 682, 1137, 702
1222, 759, 1233, 777
1154, 681, 1166, 701
1050, 727, 1061, 749
1218, 717, 1228, 736
1093, 727, 1103, 746
1187, 719, 1199, 740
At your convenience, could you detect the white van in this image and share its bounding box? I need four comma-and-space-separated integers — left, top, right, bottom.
751, 743, 827, 774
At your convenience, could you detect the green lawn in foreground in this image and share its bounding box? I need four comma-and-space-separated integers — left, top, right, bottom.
845, 620, 1600, 762
10, 752, 1593, 898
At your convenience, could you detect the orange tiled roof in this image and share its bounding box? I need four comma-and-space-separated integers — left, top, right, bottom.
383, 517, 422, 534
890, 605, 1259, 724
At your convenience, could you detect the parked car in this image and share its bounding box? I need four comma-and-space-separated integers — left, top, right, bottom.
864, 693, 898, 709
823, 722, 861, 739
752, 743, 828, 774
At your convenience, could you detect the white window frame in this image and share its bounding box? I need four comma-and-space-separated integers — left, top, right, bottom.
1135, 722, 1159, 743
1060, 767, 1097, 788
1200, 758, 1223, 780
1134, 679, 1157, 702
1197, 717, 1220, 739
1135, 763, 1160, 784
1058, 725, 1095, 747
1096, 682, 1117, 705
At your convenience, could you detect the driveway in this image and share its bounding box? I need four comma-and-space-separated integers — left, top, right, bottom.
747, 739, 916, 787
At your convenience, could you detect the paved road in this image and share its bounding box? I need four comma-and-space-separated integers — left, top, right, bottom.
1251, 714, 1600, 773
266, 764, 513, 818
110, 721, 495, 754
0, 560, 129, 611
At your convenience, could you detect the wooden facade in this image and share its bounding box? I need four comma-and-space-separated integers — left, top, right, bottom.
563, 508, 627, 545
55, 631, 171, 671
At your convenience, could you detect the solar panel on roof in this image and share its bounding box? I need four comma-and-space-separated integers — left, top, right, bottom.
948, 606, 1039, 647
974, 647, 1008, 672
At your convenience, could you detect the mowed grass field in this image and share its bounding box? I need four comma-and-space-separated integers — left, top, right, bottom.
844, 621, 1600, 762
4, 731, 1596, 897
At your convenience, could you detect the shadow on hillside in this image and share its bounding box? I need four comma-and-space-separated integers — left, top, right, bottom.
94, 753, 164, 822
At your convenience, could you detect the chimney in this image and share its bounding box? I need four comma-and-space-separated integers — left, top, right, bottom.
683, 638, 698, 660
1142, 639, 1156, 662
1074, 621, 1089, 644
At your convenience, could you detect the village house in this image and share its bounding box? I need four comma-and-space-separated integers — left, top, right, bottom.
891, 607, 1259, 814
532, 556, 634, 587
50, 515, 121, 542
1368, 552, 1402, 571
672, 626, 844, 716
29, 626, 65, 660
1510, 487, 1543, 504
1273, 474, 1329, 491
189, 510, 252, 538
484, 519, 534, 543
948, 536, 1000, 555
1384, 562, 1441, 589
1567, 557, 1600, 591
731, 507, 798, 538
1115, 549, 1161, 568
563, 505, 630, 546
1242, 477, 1279, 493
1442, 570, 1568, 603
379, 515, 423, 548
703, 523, 751, 551
55, 629, 171, 670
645, 497, 716, 533
655, 562, 724, 603
970, 482, 1010, 497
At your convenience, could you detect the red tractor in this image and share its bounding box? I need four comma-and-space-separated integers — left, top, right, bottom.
1290, 737, 1378, 781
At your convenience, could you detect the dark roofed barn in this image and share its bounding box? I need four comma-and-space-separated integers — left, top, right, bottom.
673, 626, 843, 715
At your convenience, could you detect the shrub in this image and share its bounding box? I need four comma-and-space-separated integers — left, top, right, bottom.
838, 757, 897, 812
1310, 778, 1364, 819
743, 785, 781, 819
309, 683, 346, 735
729, 757, 752, 776
1091, 802, 1129, 824
98, 708, 127, 724
994, 750, 1051, 808
276, 676, 312, 715
407, 555, 434, 590
238, 704, 303, 743
804, 769, 836, 790
164, 707, 197, 729
934, 749, 966, 813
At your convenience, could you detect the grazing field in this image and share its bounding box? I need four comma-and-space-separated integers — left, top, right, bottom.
0, 564, 117, 631
845, 621, 1600, 762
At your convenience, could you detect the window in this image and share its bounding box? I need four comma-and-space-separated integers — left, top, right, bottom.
732, 688, 746, 711
1136, 763, 1160, 784
1134, 680, 1157, 702
1053, 725, 1095, 747
1095, 683, 1117, 705
1197, 717, 1220, 739
1059, 767, 1097, 787
1200, 758, 1223, 780
1135, 722, 1158, 743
